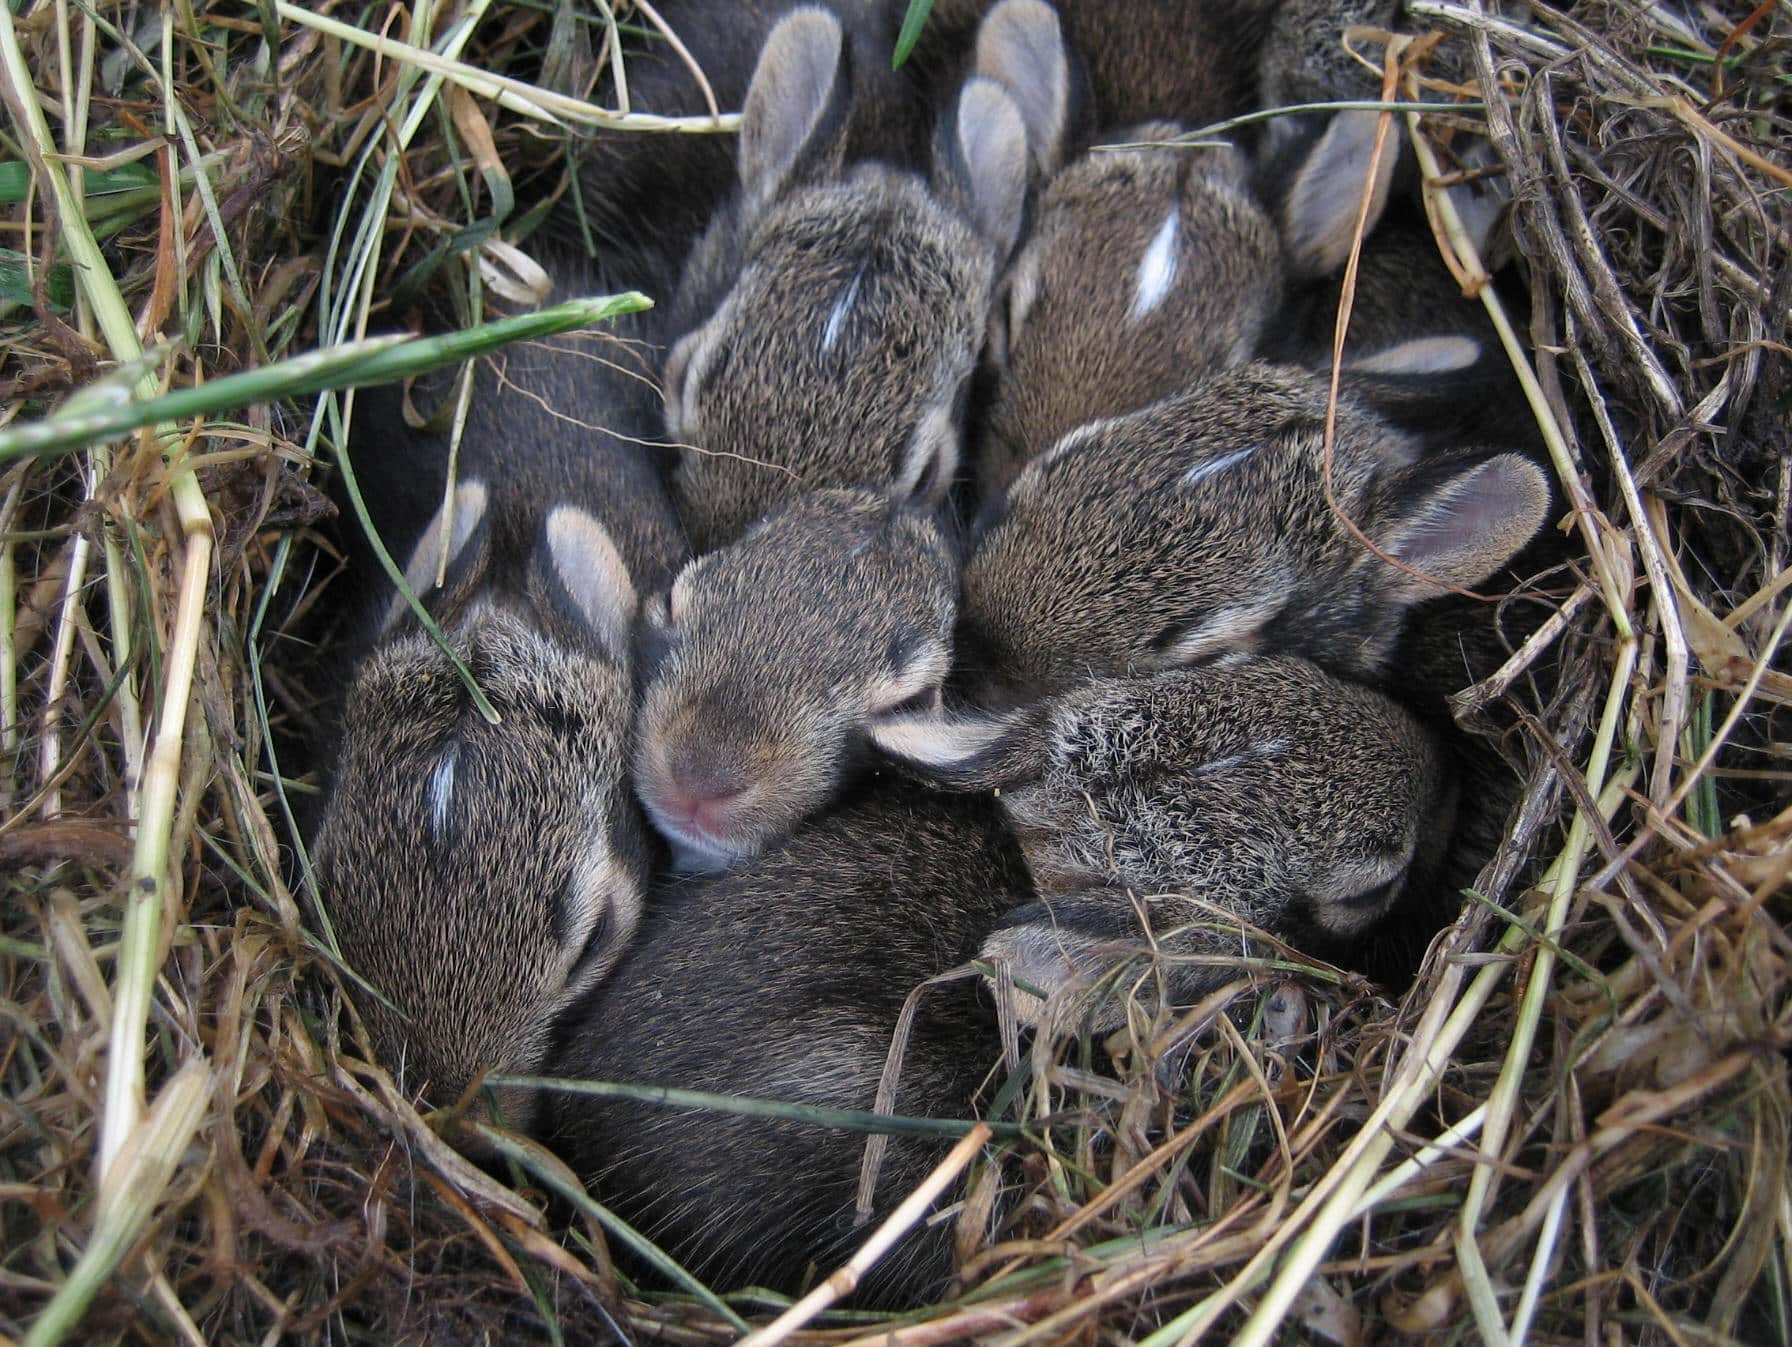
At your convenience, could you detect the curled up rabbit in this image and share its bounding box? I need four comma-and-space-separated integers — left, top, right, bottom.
949, 361, 1551, 1000
310, 241, 687, 1130
547, 776, 1032, 1303
957, 359, 1550, 705
874, 654, 1453, 1029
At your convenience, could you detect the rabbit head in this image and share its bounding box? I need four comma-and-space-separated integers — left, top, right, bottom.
634, 487, 959, 870
873, 654, 1453, 1029
980, 123, 1283, 490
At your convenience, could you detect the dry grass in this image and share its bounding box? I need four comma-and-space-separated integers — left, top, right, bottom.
1, 1, 1787, 1344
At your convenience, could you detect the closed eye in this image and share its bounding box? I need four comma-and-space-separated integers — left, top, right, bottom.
872, 685, 941, 719
1147, 598, 1279, 667
1145, 619, 1233, 668
1147, 620, 1196, 656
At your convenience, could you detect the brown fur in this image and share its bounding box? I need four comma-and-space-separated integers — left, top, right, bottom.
957, 360, 1549, 704
918, 0, 1277, 137
1257, 0, 1395, 110
664, 4, 1063, 551
980, 124, 1284, 490
313, 247, 688, 1128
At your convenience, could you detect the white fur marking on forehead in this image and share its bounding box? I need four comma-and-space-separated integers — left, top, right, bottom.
1195, 738, 1289, 776
1181, 444, 1258, 488
428, 744, 458, 840
821, 267, 864, 353
1131, 207, 1182, 320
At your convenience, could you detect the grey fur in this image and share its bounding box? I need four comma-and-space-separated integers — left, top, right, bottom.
971, 0, 1071, 175
574, 2, 929, 255
1275, 108, 1403, 279
664, 2, 1065, 551
923, 0, 1278, 136
313, 255, 688, 1130
548, 778, 1031, 1302
1258, 0, 1397, 111
634, 487, 960, 869
875, 656, 1452, 1028
958, 360, 1550, 703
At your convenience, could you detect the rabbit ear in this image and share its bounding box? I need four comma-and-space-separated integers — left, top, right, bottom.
739, 7, 851, 208
545, 506, 639, 662
388, 479, 488, 631
1445, 136, 1512, 265
1280, 110, 1401, 277
1346, 335, 1483, 376
870, 703, 1038, 791
973, 0, 1072, 176
1375, 453, 1550, 600
935, 76, 1030, 258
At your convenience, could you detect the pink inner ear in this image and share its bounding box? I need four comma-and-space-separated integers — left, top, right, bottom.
1390, 455, 1549, 590
955, 79, 1029, 253
1282, 110, 1399, 278
546, 507, 638, 659
974, 0, 1069, 174
740, 9, 844, 202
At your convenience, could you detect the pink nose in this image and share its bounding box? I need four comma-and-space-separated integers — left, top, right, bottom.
655, 749, 749, 834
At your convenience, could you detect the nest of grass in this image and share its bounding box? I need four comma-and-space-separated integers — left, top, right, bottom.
1, 0, 1787, 1343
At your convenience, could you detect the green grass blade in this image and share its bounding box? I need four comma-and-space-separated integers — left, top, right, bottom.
892, 0, 933, 68
492, 1075, 1029, 1141
473, 1125, 752, 1332
0, 292, 652, 463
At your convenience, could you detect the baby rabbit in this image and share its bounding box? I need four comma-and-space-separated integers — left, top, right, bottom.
661, 1, 1067, 551
632, 487, 959, 870
957, 360, 1550, 707
548, 776, 1032, 1304
955, 361, 1553, 981
978, 123, 1284, 491
576, 2, 927, 257
912, 0, 1276, 139
874, 654, 1453, 1027
311, 243, 687, 1130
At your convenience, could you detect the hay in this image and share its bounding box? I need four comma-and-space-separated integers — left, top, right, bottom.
1, 0, 1786, 1343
